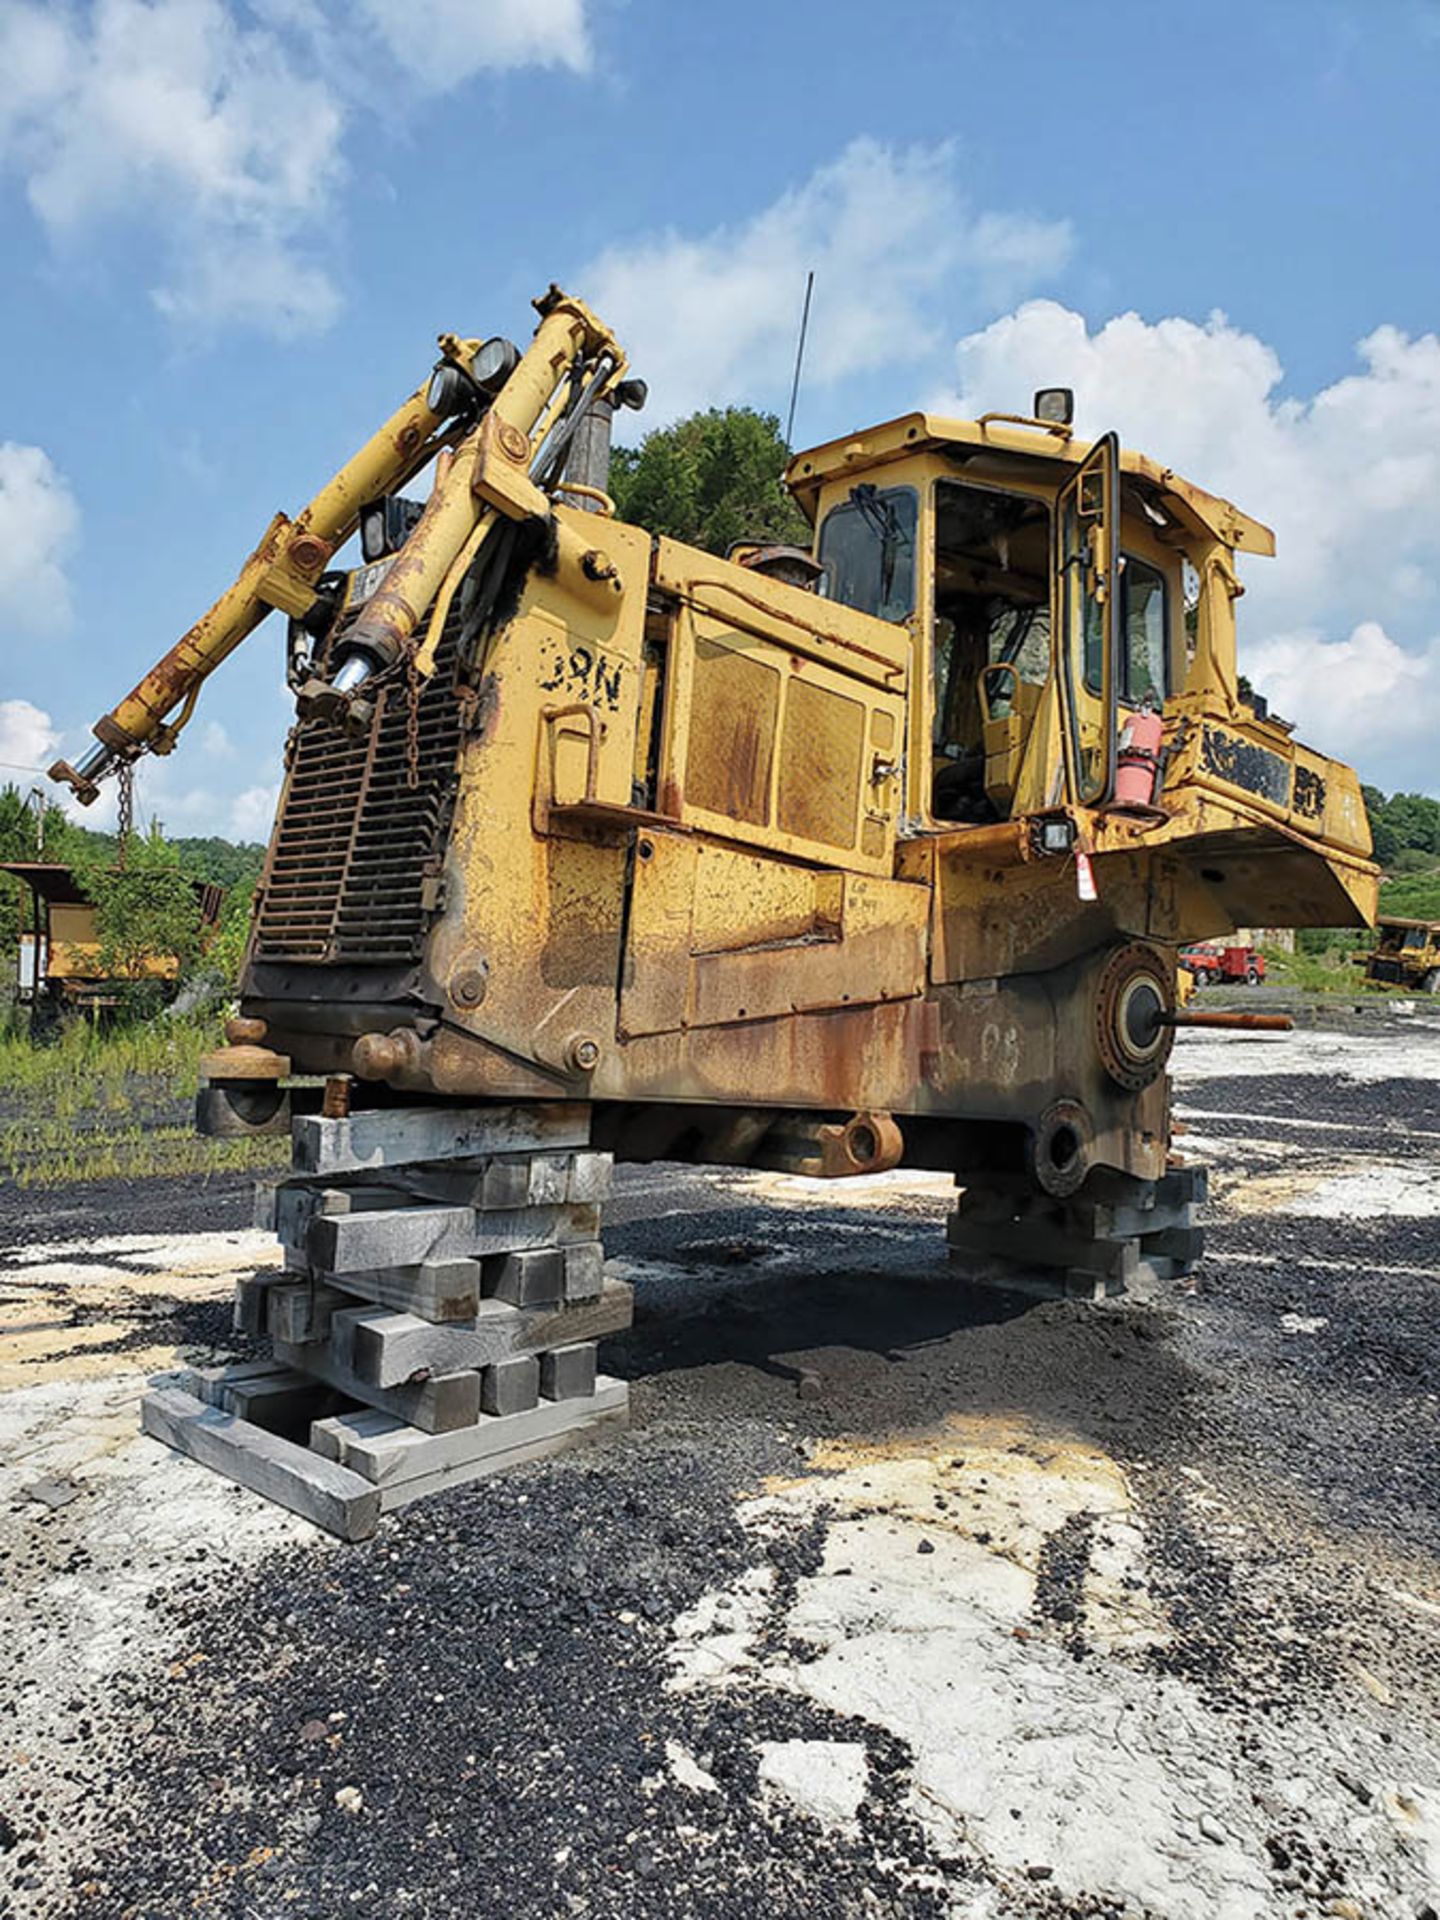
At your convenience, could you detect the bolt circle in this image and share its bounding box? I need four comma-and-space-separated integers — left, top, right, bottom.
1095, 944, 1175, 1091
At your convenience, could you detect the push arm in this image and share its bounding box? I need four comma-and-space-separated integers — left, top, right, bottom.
53, 289, 636, 802
50, 360, 471, 802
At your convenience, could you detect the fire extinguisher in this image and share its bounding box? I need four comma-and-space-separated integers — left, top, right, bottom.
1114, 697, 1164, 807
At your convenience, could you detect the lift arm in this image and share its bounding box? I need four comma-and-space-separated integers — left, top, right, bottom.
50, 288, 637, 804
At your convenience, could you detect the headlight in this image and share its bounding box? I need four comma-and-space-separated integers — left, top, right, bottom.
360, 505, 387, 563
426, 364, 471, 417
471, 336, 520, 390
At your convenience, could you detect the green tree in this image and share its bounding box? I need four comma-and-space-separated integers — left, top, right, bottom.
610, 407, 811, 556
73, 824, 203, 986
0, 784, 71, 998
172, 835, 267, 890
1361, 785, 1400, 865
208, 873, 258, 988
1381, 792, 1440, 857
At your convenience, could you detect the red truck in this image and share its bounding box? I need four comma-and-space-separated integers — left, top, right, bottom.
1180, 944, 1266, 986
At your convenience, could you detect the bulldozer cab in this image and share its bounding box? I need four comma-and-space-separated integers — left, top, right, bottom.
795, 413, 1195, 831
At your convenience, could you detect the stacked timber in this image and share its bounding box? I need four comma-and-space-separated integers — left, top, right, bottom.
141, 1103, 631, 1540
946, 1166, 1206, 1301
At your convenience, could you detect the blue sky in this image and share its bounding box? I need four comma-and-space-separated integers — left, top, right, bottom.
1, 0, 1438, 835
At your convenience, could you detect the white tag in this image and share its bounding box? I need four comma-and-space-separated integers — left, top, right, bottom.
1076, 849, 1098, 902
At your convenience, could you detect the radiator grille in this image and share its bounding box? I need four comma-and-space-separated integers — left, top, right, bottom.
254, 608, 465, 966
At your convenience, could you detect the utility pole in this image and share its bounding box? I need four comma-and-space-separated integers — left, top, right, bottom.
26, 786, 46, 858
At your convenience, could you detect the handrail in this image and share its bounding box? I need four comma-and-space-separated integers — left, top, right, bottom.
540, 701, 607, 805
975, 411, 1073, 442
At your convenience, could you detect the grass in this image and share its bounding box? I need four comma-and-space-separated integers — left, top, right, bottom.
0, 1014, 289, 1189
1379, 870, 1440, 923
1261, 946, 1362, 994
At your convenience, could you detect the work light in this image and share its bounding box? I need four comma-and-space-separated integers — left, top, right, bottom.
471, 336, 520, 390
426, 364, 471, 417
359, 496, 425, 563
1033, 388, 1074, 426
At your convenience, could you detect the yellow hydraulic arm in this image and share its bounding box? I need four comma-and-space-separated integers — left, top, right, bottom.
51, 288, 637, 804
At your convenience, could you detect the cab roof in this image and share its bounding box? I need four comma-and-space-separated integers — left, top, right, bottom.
784, 410, 1276, 557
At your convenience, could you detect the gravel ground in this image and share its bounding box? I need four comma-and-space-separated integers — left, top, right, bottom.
2, 1006, 1439, 1919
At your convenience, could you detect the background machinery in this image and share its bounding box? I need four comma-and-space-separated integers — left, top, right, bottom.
1354, 917, 1440, 993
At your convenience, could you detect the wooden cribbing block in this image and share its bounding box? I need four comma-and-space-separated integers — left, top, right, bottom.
271, 1337, 481, 1433
310, 1377, 629, 1493
566, 1153, 612, 1203
265, 1279, 348, 1347
562, 1242, 603, 1303
177, 1361, 345, 1431
305, 1257, 482, 1325
482, 1355, 539, 1416
946, 1210, 1137, 1280
486, 1245, 564, 1307
232, 1273, 285, 1337
266, 1181, 396, 1243
541, 1342, 597, 1401
1064, 1198, 1198, 1241
1138, 1224, 1204, 1263
292, 1103, 590, 1178
396, 1150, 612, 1211
328, 1277, 634, 1389
142, 1386, 379, 1541
301, 1202, 600, 1276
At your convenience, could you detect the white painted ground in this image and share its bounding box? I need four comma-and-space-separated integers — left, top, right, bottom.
0, 1227, 313, 1914
664, 1416, 1440, 1919
1172, 1019, 1440, 1083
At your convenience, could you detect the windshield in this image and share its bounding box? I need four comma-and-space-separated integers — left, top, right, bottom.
816, 485, 917, 625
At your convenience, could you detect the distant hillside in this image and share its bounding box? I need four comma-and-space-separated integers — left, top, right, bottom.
45, 818, 266, 892
1364, 786, 1440, 922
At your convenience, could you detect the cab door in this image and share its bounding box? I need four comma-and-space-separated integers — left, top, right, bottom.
1053, 433, 1119, 806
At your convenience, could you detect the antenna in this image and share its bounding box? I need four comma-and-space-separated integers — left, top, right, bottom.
784, 270, 815, 454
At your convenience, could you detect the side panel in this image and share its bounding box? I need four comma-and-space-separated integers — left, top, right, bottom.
664, 602, 906, 875
423, 511, 652, 1080
619, 836, 927, 1038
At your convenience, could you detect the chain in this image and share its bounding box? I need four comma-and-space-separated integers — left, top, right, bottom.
405, 655, 422, 791
116, 762, 134, 868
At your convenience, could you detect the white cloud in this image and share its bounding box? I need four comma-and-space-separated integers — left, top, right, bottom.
0, 0, 344, 334
227, 781, 279, 840
0, 442, 79, 634
944, 302, 1440, 792
356, 0, 589, 88
0, 0, 595, 336
0, 698, 59, 776
7, 695, 276, 838
1246, 623, 1440, 783
583, 139, 1073, 424
151, 232, 343, 338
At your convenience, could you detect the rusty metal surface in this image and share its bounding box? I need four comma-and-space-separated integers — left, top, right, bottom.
252, 603, 465, 966
1162, 1011, 1294, 1032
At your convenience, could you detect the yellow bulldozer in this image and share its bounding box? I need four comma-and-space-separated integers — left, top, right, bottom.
49, 287, 1381, 1528
1354, 916, 1440, 993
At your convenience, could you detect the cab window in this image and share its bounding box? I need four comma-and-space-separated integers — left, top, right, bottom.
1083, 553, 1168, 706
816, 485, 917, 624
931, 479, 1050, 823
1122, 557, 1167, 705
